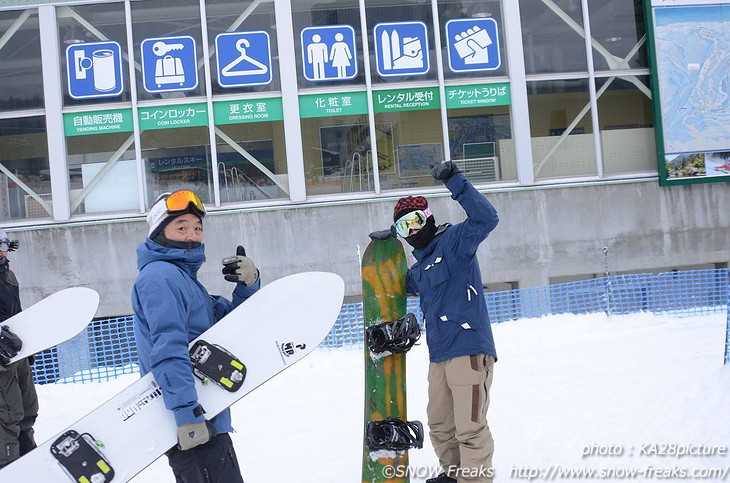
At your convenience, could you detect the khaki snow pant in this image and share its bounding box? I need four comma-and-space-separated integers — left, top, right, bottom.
427, 354, 494, 483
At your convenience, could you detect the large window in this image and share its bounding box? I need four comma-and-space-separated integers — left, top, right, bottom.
291, 0, 365, 89
522, 0, 653, 180
438, 0, 509, 80
205, 0, 281, 94
596, 76, 655, 175
140, 125, 214, 207
66, 129, 138, 216
447, 105, 514, 183
527, 78, 597, 179
0, 9, 44, 111
365, 0, 438, 85
57, 3, 130, 107
520, 0, 587, 75
378, 108, 445, 190
131, 0, 207, 101
588, 0, 648, 72
215, 119, 289, 203
302, 113, 374, 195
0, 117, 51, 221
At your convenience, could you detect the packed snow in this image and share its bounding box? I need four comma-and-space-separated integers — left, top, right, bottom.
30, 311, 730, 482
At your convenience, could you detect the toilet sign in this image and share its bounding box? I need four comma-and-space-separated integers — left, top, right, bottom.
66, 41, 124, 100
140, 36, 198, 94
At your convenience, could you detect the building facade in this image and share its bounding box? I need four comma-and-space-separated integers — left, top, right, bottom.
0, 0, 727, 316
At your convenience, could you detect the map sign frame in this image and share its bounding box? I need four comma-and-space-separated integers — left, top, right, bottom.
645, 1, 730, 185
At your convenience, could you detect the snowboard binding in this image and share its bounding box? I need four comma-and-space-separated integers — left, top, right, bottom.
366, 417, 424, 451
366, 313, 421, 354
189, 340, 246, 392
51, 430, 114, 483
0, 325, 22, 367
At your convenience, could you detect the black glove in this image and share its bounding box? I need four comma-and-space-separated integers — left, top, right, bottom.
430, 161, 460, 183
0, 325, 22, 369
222, 246, 259, 286
369, 226, 397, 240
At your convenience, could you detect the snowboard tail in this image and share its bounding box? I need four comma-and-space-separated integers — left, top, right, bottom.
5, 287, 99, 364
51, 430, 114, 483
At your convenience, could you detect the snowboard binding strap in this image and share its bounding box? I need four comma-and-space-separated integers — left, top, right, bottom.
366, 313, 421, 354
0, 325, 22, 367
189, 340, 246, 392
366, 417, 424, 451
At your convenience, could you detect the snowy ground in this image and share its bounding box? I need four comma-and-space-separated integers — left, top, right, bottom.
32, 311, 730, 482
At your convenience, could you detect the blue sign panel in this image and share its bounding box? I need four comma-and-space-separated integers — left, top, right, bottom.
373, 21, 429, 78
140, 36, 198, 94
300, 25, 357, 82
445, 18, 501, 73
66, 41, 124, 100
215, 31, 272, 88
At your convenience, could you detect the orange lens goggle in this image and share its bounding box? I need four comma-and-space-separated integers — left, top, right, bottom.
165, 190, 206, 217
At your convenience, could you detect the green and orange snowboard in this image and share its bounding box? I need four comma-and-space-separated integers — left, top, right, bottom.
361, 229, 422, 483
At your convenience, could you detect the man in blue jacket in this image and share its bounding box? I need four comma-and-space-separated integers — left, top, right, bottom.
132, 190, 260, 483
393, 162, 499, 483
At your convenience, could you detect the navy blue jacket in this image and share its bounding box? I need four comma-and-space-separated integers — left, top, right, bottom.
406, 173, 499, 363
132, 240, 259, 434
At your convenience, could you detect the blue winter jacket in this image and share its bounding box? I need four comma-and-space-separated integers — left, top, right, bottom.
131, 240, 260, 435
406, 173, 499, 363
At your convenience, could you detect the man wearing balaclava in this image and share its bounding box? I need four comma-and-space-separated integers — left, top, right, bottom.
0, 230, 38, 469
393, 162, 499, 483
131, 190, 259, 483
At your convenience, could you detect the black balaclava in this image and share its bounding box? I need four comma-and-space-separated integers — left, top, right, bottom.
404, 216, 437, 249
152, 232, 202, 250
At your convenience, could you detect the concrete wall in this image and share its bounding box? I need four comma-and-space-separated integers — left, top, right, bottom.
5, 178, 729, 318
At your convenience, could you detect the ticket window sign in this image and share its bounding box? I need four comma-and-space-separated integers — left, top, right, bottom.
445, 18, 501, 73
140, 36, 199, 94
66, 41, 125, 100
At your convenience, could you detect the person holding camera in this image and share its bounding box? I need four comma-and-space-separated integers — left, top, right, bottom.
0, 229, 38, 469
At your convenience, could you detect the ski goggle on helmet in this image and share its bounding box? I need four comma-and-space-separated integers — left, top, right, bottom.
0, 239, 18, 252
394, 208, 431, 238
0, 230, 18, 252
163, 190, 206, 217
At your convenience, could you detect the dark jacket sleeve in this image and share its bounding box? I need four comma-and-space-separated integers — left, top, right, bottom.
444, 173, 499, 256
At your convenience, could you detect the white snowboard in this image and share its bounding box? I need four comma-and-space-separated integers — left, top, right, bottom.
4, 287, 100, 364
0, 271, 344, 482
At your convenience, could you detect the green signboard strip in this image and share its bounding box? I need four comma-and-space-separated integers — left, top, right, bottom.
299, 91, 368, 118
213, 98, 283, 125
63, 108, 134, 137
372, 87, 440, 113
445, 83, 511, 109
138, 103, 208, 131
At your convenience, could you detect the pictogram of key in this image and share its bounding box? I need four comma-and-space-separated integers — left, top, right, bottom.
152, 41, 185, 56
